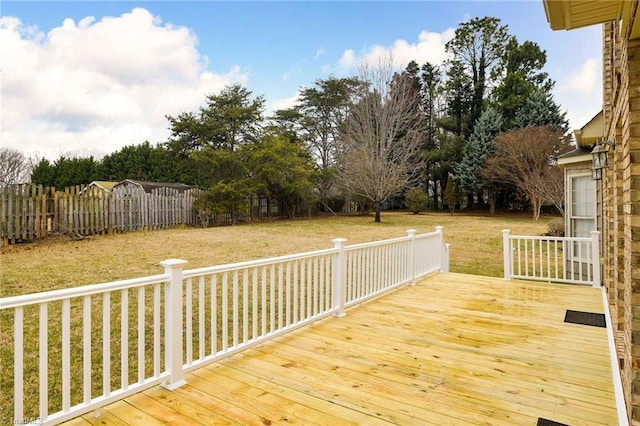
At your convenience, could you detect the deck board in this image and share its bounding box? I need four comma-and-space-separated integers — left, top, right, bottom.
64, 273, 618, 425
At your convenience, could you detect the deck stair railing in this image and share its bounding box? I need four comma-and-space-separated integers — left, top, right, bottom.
502, 229, 600, 287
0, 227, 449, 425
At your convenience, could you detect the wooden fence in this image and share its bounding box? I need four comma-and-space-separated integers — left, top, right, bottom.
0, 184, 203, 245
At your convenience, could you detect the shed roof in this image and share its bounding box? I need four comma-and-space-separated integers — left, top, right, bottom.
85, 181, 119, 192
117, 179, 193, 193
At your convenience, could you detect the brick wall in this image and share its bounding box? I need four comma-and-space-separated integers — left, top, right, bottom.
603, 23, 626, 419
603, 19, 640, 423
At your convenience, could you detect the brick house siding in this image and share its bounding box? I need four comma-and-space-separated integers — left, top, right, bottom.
602, 18, 640, 425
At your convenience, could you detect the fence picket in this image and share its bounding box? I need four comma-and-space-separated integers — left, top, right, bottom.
0, 184, 287, 244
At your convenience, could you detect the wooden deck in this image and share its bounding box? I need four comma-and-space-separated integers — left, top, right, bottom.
64, 273, 618, 425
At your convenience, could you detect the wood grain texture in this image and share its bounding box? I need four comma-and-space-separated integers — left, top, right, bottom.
63, 273, 618, 425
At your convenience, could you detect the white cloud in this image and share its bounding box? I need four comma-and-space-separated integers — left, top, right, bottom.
268, 90, 301, 115
338, 49, 357, 69
559, 58, 598, 94
553, 57, 602, 132
314, 48, 325, 60
565, 108, 601, 136
0, 8, 248, 161
333, 28, 455, 72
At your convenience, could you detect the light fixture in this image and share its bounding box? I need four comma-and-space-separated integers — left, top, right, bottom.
591, 139, 615, 180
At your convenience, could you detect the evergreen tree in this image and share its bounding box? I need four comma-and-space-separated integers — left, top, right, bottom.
454, 108, 503, 200
492, 38, 554, 129
31, 156, 100, 188
100, 142, 188, 183
443, 177, 458, 214
420, 62, 442, 150
30, 158, 56, 186
441, 60, 473, 137
513, 90, 569, 133
267, 108, 304, 143
295, 76, 367, 171
165, 83, 265, 153
190, 146, 254, 225
445, 17, 511, 129
272, 77, 366, 212
246, 135, 319, 219
404, 187, 429, 214
418, 62, 445, 205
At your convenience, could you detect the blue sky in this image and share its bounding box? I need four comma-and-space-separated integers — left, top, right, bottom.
1, 1, 602, 161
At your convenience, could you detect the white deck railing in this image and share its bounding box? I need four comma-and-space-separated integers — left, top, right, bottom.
0, 227, 449, 425
502, 229, 600, 287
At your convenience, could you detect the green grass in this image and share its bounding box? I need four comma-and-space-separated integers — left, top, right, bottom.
0, 211, 554, 421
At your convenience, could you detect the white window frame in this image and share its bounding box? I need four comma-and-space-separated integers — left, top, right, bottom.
566, 170, 596, 261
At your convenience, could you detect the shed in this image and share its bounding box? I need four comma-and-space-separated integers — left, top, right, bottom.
85, 181, 119, 193
112, 180, 192, 195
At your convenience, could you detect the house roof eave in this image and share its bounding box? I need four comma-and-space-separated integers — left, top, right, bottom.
557, 147, 593, 168
543, 0, 640, 40
543, 0, 622, 31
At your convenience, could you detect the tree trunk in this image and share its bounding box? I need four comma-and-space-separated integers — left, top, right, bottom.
532, 199, 541, 221
488, 187, 497, 215
231, 202, 237, 226
374, 201, 382, 223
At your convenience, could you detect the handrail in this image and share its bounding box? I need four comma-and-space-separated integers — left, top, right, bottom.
0, 274, 169, 310
184, 247, 338, 278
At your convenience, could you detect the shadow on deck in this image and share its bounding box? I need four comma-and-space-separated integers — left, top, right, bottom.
64, 273, 617, 425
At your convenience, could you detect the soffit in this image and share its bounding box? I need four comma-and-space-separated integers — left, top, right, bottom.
574, 111, 603, 148
543, 0, 623, 30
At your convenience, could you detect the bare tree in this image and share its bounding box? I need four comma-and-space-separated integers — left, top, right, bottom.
336, 56, 425, 222
0, 148, 31, 185
545, 166, 565, 217
482, 126, 570, 220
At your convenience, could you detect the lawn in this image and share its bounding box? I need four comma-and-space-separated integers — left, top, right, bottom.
1, 211, 553, 298
0, 211, 553, 421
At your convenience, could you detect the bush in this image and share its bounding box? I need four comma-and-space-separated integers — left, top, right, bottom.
444, 180, 458, 214
547, 218, 565, 236
405, 187, 429, 214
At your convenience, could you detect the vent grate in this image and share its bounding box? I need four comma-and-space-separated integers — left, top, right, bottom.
537, 418, 569, 426
564, 310, 606, 328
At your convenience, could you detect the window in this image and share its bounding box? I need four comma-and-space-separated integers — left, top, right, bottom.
569, 174, 596, 259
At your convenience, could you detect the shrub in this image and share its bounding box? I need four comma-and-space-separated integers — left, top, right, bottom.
444, 180, 458, 214
405, 187, 429, 214
547, 218, 565, 236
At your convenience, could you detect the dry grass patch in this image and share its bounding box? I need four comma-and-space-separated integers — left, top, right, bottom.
2, 212, 551, 298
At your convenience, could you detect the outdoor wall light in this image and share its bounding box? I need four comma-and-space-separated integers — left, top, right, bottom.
591, 139, 616, 180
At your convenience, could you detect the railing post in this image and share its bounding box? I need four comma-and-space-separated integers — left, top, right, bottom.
435, 226, 446, 273
443, 243, 451, 273
407, 229, 417, 285
502, 230, 512, 281
332, 238, 347, 318
160, 258, 188, 390
591, 230, 601, 288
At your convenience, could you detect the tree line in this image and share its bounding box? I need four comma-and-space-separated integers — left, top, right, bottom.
3, 16, 571, 222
